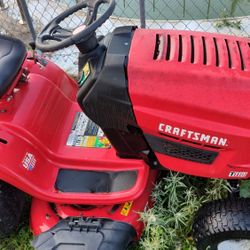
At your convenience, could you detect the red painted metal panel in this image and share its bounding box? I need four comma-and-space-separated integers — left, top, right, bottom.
0, 56, 148, 204
30, 170, 157, 237
128, 29, 250, 179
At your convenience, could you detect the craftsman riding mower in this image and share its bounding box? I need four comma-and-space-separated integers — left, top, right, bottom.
0, 0, 250, 249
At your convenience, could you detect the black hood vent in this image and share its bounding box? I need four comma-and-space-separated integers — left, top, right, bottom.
153, 32, 249, 71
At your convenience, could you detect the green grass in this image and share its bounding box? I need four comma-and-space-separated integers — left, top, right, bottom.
0, 227, 32, 250
0, 172, 231, 250
0, 200, 32, 250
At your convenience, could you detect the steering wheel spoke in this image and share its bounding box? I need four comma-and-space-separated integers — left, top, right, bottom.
51, 26, 72, 41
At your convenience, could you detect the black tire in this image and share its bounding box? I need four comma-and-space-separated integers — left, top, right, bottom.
0, 180, 26, 239
193, 198, 250, 250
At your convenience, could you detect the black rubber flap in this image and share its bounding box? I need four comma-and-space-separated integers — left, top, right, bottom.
55, 169, 137, 193
32, 217, 136, 250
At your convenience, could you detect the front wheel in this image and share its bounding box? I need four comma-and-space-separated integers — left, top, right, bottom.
193, 198, 250, 250
0, 180, 26, 238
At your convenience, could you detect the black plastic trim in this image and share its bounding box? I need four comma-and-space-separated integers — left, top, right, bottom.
77, 26, 149, 158
55, 169, 137, 193
145, 134, 218, 164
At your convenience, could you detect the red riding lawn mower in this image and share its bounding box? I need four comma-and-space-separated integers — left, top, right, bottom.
1, 0, 250, 249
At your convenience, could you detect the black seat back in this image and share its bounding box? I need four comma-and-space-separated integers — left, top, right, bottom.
0, 35, 26, 98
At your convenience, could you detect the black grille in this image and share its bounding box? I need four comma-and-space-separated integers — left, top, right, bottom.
162, 140, 218, 164
146, 134, 218, 164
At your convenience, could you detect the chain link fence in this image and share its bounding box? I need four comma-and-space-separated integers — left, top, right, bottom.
0, 0, 250, 75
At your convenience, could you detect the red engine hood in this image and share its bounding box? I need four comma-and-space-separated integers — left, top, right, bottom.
128, 29, 250, 179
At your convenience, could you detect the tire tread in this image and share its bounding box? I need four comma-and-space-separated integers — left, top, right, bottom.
193, 198, 250, 250
0, 181, 26, 238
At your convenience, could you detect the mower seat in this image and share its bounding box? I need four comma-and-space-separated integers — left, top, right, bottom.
0, 35, 26, 98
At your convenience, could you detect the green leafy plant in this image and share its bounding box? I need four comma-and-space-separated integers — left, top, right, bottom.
216, 8, 242, 29
230, 0, 241, 16
138, 172, 230, 250
215, 0, 243, 30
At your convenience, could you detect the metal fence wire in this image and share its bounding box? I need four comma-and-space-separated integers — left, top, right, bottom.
0, 0, 250, 75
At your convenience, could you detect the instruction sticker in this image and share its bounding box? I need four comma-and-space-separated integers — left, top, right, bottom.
67, 112, 111, 149
120, 201, 133, 216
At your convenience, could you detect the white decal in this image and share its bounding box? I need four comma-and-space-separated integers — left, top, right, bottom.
229, 171, 248, 178
158, 123, 228, 147
22, 152, 36, 171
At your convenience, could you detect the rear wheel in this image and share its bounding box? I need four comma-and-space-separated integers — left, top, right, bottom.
193, 198, 250, 250
0, 180, 26, 238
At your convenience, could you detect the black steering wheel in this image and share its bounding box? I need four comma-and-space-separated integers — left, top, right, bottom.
36, 0, 115, 52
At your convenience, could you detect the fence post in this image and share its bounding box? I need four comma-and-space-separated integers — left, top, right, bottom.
139, 0, 146, 28
17, 0, 26, 24
17, 0, 36, 42
0, 0, 8, 10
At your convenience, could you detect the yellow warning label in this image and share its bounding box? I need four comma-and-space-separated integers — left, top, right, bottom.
78, 63, 91, 86
120, 201, 133, 216
83, 62, 90, 79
